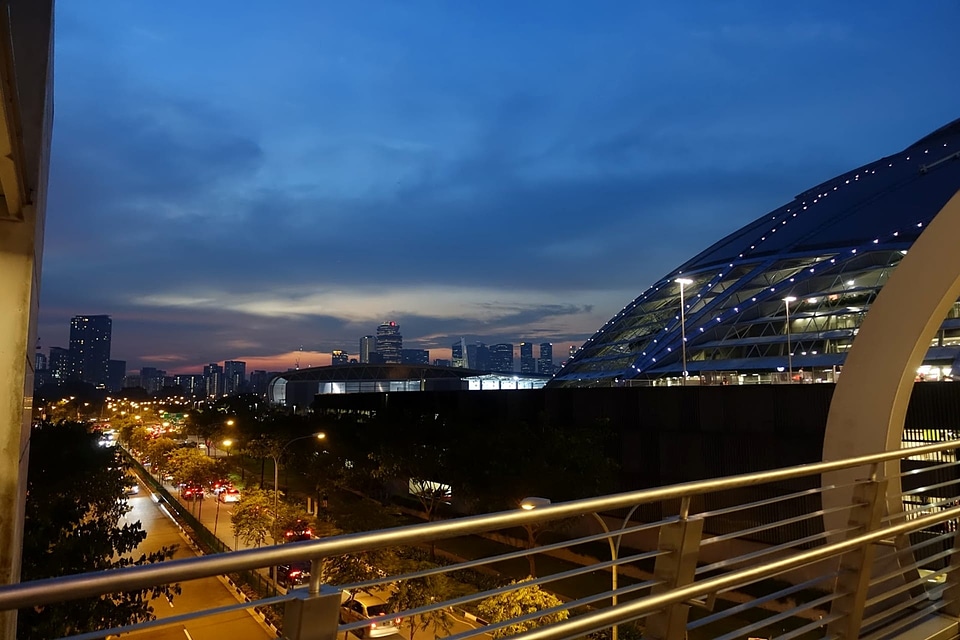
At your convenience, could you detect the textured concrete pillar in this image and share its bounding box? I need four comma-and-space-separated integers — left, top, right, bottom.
0, 1, 54, 636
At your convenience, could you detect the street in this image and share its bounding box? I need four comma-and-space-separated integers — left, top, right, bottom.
120, 480, 274, 640
132, 474, 491, 640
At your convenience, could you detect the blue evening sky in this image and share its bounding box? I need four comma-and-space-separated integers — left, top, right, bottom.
40, 1, 960, 373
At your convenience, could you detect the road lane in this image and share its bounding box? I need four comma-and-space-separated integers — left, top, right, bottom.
121, 482, 273, 640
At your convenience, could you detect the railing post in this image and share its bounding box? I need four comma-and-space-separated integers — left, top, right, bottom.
645, 497, 703, 640
826, 472, 888, 638
282, 584, 342, 640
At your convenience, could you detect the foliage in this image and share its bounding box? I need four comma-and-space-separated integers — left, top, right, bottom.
477, 579, 569, 639
18, 421, 180, 639
322, 548, 398, 586
387, 560, 455, 640
167, 447, 221, 487
145, 437, 178, 478
232, 487, 273, 547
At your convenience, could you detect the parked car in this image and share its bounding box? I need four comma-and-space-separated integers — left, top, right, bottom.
340, 592, 402, 638
124, 478, 140, 495
275, 561, 310, 588
218, 488, 241, 503
283, 519, 313, 542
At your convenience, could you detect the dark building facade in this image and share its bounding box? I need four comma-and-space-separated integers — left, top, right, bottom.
538, 342, 554, 376
520, 342, 536, 374
376, 322, 402, 364
401, 349, 429, 365
224, 360, 246, 394
69, 315, 112, 388
488, 343, 514, 373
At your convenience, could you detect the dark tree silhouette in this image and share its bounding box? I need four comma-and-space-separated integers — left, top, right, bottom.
17, 422, 179, 639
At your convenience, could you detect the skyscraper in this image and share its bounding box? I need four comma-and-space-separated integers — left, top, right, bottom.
538, 343, 554, 376
49, 346, 70, 382
452, 338, 468, 368
519, 342, 536, 374
489, 343, 514, 373
204, 363, 224, 398
69, 315, 112, 387
376, 322, 402, 364
224, 360, 247, 394
360, 335, 376, 364
401, 349, 429, 365
331, 350, 348, 365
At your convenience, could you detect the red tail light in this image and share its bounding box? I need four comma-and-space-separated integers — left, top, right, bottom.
289, 570, 301, 578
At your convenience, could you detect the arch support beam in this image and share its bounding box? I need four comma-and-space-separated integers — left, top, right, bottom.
824, 189, 960, 466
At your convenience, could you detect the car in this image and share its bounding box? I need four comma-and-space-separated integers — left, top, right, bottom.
283, 519, 313, 542
218, 488, 241, 503
181, 483, 205, 500
124, 480, 140, 495
339, 592, 402, 638
275, 561, 310, 588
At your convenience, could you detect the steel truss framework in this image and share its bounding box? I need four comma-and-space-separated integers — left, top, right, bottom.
553, 118, 960, 387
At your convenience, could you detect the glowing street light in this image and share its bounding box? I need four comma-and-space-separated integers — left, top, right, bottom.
272, 432, 326, 522
675, 278, 694, 384
784, 296, 797, 383
522, 496, 637, 640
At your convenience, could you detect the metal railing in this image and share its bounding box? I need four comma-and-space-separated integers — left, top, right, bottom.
4, 440, 960, 640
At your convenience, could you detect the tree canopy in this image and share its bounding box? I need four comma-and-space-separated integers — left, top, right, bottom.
18, 421, 179, 639
477, 579, 569, 639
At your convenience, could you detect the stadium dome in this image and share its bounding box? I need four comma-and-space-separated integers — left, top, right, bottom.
551, 118, 960, 387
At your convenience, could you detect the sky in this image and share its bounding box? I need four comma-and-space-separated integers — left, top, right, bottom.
40, 1, 960, 375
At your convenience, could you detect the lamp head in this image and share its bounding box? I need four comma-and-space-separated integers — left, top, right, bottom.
520, 496, 552, 510
674, 278, 693, 286
783, 296, 797, 303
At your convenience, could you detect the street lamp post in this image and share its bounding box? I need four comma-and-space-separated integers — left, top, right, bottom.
675, 278, 693, 385
784, 296, 797, 383
272, 432, 326, 523
521, 497, 641, 640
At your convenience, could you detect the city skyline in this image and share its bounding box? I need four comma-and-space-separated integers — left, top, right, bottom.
39, 2, 960, 372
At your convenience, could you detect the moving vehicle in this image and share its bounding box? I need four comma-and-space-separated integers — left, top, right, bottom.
180, 483, 205, 500
218, 487, 241, 503
275, 561, 310, 588
340, 592, 402, 638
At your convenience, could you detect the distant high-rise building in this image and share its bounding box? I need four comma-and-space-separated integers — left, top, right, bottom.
69, 315, 112, 387
376, 322, 402, 364
173, 374, 207, 397
224, 360, 246, 394
520, 342, 536, 374
469, 342, 490, 371
249, 370, 270, 396
489, 343, 514, 373
331, 350, 348, 365
204, 363, 224, 397
49, 347, 70, 381
452, 338, 468, 368
35, 351, 47, 372
368, 352, 386, 365
401, 349, 429, 365
433, 358, 451, 368
107, 359, 126, 392
360, 336, 376, 364
538, 343, 554, 376
140, 367, 166, 394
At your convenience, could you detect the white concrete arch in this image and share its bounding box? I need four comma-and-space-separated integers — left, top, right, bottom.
823, 189, 960, 501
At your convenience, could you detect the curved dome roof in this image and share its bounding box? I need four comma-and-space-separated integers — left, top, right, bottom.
552, 118, 960, 386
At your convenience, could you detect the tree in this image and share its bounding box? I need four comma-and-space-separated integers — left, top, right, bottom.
145, 437, 178, 479
477, 579, 569, 639
167, 447, 221, 515
18, 421, 180, 639
388, 560, 454, 640
232, 487, 273, 547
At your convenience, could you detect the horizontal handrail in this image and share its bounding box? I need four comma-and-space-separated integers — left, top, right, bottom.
504, 504, 960, 640
1, 438, 957, 611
